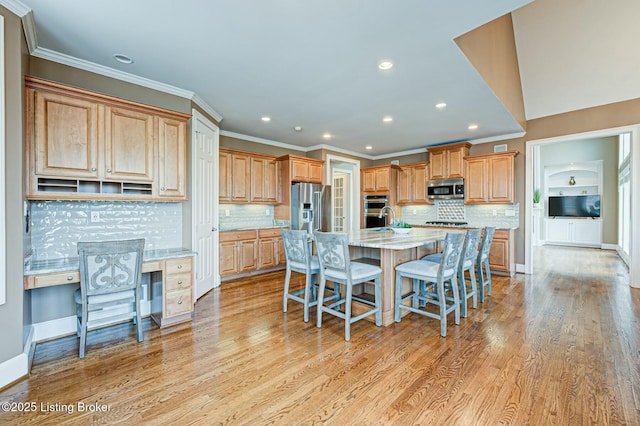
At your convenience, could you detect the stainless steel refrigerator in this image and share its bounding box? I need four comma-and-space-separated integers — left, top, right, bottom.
291, 182, 332, 233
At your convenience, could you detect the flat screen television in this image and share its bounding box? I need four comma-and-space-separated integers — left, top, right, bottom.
548, 195, 601, 218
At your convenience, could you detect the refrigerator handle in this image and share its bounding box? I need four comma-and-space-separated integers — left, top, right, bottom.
313, 191, 322, 231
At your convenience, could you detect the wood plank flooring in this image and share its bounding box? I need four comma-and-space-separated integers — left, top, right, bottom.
1, 245, 639, 425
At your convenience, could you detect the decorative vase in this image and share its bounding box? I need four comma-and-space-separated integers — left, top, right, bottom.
569, 176, 576, 186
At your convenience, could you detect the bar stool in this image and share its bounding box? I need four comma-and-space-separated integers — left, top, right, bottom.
422, 228, 482, 317
394, 232, 465, 337
313, 231, 382, 341
281, 229, 325, 322
477, 227, 496, 302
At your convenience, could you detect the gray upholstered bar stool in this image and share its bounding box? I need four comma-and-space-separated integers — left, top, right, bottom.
281, 229, 323, 322
394, 232, 465, 337
313, 231, 382, 341
421, 228, 482, 317
477, 227, 496, 302
75, 238, 145, 358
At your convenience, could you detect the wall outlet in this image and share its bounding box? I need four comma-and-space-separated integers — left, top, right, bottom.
225, 209, 230, 217
492, 209, 497, 216
265, 208, 270, 216
413, 209, 417, 215
90, 211, 100, 222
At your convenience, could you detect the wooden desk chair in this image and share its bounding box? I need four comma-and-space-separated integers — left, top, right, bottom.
75, 238, 145, 358
394, 232, 465, 337
313, 231, 382, 341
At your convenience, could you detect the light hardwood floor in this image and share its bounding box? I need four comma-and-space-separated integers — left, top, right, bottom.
1, 245, 639, 425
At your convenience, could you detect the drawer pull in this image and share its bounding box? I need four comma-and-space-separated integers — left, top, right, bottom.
67, 276, 74, 281
177, 297, 183, 305
177, 265, 183, 269
177, 280, 183, 285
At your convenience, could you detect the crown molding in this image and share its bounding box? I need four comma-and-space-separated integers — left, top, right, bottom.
0, 0, 29, 17
0, 0, 38, 52
469, 131, 526, 144
219, 131, 308, 153
191, 93, 223, 123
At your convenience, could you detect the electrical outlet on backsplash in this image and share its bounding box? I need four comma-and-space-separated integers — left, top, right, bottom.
219, 204, 276, 231
30, 200, 183, 260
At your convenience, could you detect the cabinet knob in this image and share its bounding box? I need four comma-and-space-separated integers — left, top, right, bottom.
161, 187, 166, 192
177, 297, 183, 305
177, 280, 183, 285
106, 168, 112, 174
67, 276, 74, 281
91, 167, 96, 172
177, 265, 183, 269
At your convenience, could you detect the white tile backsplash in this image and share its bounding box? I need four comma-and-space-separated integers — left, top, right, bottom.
30, 200, 183, 260
219, 204, 276, 231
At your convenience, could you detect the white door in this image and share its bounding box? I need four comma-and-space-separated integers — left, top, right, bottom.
192, 109, 219, 299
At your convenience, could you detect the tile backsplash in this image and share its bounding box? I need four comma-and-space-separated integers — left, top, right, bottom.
30, 201, 183, 260
219, 204, 277, 231
400, 200, 519, 228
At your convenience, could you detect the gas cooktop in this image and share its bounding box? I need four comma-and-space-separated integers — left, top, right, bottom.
424, 220, 468, 227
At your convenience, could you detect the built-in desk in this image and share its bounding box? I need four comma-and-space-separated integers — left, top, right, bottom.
24, 248, 196, 328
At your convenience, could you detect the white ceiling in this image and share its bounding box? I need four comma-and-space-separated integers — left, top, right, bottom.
10, 0, 640, 157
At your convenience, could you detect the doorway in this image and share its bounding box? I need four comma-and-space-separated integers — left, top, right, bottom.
525, 125, 640, 288
326, 154, 361, 232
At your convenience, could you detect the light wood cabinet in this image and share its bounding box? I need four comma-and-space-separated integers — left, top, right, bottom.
250, 156, 278, 203
220, 230, 257, 276
427, 142, 471, 180
489, 229, 515, 276
157, 115, 187, 199
161, 257, 193, 319
397, 162, 429, 205
25, 76, 189, 201
361, 165, 397, 193
220, 229, 286, 278
464, 151, 518, 204
103, 105, 154, 182
220, 148, 277, 203
291, 158, 323, 183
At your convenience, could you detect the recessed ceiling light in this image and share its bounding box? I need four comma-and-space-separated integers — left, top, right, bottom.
378, 60, 393, 70
382, 116, 393, 123
261, 116, 271, 122
294, 126, 303, 132
113, 53, 133, 64
435, 102, 447, 109
468, 124, 479, 130
323, 133, 332, 139
365, 145, 373, 150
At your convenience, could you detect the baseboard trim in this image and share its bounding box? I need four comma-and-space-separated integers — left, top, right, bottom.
516, 263, 526, 274
0, 326, 34, 391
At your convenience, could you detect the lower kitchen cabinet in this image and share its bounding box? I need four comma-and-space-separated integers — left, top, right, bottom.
220, 228, 286, 278
488, 229, 515, 276
151, 257, 194, 326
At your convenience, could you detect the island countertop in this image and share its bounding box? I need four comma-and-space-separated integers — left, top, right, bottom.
347, 228, 460, 250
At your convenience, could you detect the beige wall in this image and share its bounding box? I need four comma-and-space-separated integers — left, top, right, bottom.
0, 6, 28, 365
456, 13, 526, 130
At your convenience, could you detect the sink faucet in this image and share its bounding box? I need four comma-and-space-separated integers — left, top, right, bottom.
378, 206, 396, 227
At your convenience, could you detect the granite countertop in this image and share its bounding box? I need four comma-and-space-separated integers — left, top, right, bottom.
25, 247, 196, 275
220, 225, 289, 232
347, 228, 458, 250
415, 224, 519, 231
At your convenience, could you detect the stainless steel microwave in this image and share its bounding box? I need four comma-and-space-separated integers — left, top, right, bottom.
427, 178, 464, 200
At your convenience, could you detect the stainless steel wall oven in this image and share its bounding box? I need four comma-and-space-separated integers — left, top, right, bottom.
363, 195, 389, 228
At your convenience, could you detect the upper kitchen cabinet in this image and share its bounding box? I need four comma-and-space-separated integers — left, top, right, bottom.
219, 148, 278, 204
278, 155, 323, 184
427, 142, 471, 180
361, 165, 398, 194
25, 76, 190, 201
397, 162, 429, 204
464, 151, 518, 204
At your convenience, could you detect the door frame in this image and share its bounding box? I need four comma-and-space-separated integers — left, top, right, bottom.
524, 124, 640, 288
325, 154, 361, 232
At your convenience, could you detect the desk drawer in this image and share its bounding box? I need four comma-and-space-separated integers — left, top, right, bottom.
33, 271, 80, 288
165, 272, 191, 292
165, 257, 192, 275
165, 288, 192, 317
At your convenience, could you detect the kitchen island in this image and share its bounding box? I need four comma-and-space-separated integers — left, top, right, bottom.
345, 228, 461, 326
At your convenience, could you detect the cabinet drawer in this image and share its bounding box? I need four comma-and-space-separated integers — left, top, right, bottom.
165, 257, 192, 275
258, 228, 282, 238
165, 272, 191, 292
165, 288, 192, 317
220, 230, 257, 242
33, 271, 80, 288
